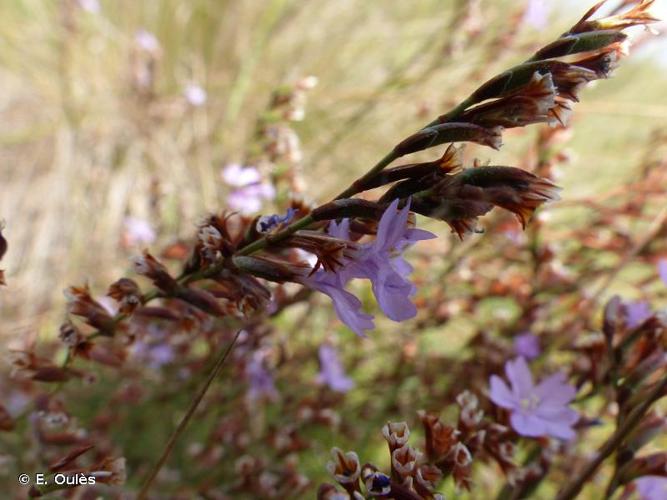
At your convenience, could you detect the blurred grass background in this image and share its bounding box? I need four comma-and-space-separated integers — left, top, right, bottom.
1, 0, 666, 338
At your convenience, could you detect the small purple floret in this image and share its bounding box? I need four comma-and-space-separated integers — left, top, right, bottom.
489, 357, 578, 440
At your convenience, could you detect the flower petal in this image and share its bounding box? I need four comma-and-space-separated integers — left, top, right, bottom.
534, 372, 577, 406
376, 199, 410, 252
489, 375, 516, 409
372, 265, 417, 321
543, 419, 577, 440
505, 357, 534, 398
510, 412, 547, 437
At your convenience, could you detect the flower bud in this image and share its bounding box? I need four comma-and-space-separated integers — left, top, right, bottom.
569, 0, 658, 34
394, 123, 502, 157
382, 421, 411, 451
326, 448, 361, 487
418, 410, 458, 462
233, 255, 310, 283
391, 445, 420, 479
175, 286, 226, 317
64, 285, 116, 334
460, 72, 557, 128
107, 278, 142, 314
132, 251, 178, 293
530, 30, 627, 61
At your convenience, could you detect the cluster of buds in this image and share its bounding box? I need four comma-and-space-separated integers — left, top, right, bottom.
262, 76, 318, 164
17, 394, 126, 497
259, 75, 318, 195
575, 296, 666, 405
331, 1, 656, 241
231, 453, 310, 498
106, 278, 142, 315
319, 391, 522, 499
572, 296, 666, 497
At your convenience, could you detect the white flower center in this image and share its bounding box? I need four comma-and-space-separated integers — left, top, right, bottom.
520, 393, 541, 411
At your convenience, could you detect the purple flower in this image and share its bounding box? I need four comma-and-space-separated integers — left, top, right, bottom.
625, 300, 652, 328
303, 199, 434, 335
78, 0, 100, 13
135, 30, 160, 53
4, 390, 31, 417
306, 270, 375, 337
489, 357, 578, 440
256, 208, 297, 233
522, 0, 551, 30
635, 476, 667, 500
348, 199, 436, 321
131, 341, 175, 369
123, 217, 156, 246
222, 163, 262, 186
184, 83, 207, 107
333, 199, 434, 322
658, 258, 667, 285
222, 164, 275, 215
513, 332, 541, 360
246, 350, 278, 401
317, 344, 354, 392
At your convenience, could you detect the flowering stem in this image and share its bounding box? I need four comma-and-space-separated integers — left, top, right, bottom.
555, 374, 667, 500
237, 213, 315, 256
137, 329, 242, 499
422, 95, 477, 128
334, 150, 400, 200
235, 149, 400, 257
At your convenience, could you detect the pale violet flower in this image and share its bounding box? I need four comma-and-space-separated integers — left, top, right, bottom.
135, 29, 160, 53
123, 217, 156, 246
489, 357, 578, 440
131, 341, 175, 369
222, 164, 275, 215
347, 198, 436, 321
635, 476, 667, 500
5, 391, 31, 417
227, 184, 275, 214
222, 163, 262, 187
513, 332, 541, 360
625, 300, 652, 328
317, 344, 354, 392
303, 199, 434, 335
96, 296, 119, 316
246, 350, 278, 401
184, 83, 207, 107
256, 208, 297, 233
306, 269, 375, 337
78, 0, 100, 13
658, 258, 667, 285
522, 0, 551, 30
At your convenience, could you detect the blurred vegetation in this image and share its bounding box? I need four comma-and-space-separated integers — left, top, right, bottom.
1, 0, 666, 498
1, 0, 664, 333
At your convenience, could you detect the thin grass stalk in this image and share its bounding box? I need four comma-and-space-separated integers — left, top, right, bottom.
137, 329, 242, 499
